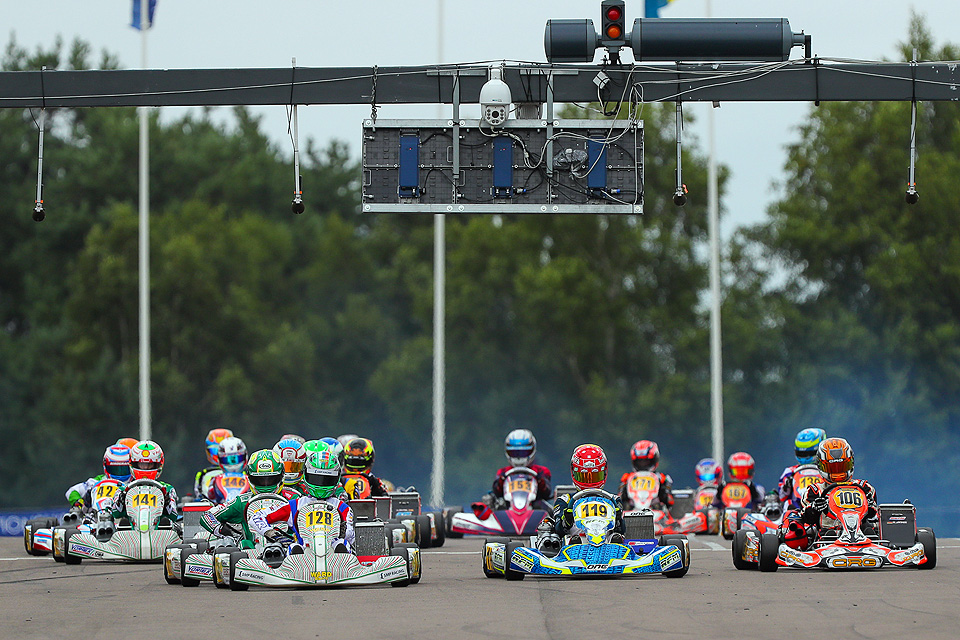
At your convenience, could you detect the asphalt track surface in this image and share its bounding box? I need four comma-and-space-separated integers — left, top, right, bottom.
2, 536, 959, 640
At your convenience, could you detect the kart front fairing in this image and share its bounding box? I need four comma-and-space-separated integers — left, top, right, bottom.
487, 540, 684, 576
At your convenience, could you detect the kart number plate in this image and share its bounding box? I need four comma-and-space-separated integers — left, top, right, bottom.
722, 484, 749, 503
131, 493, 158, 507
222, 476, 246, 489
95, 483, 118, 500
628, 474, 657, 492
831, 487, 865, 509
507, 478, 533, 494
576, 502, 610, 519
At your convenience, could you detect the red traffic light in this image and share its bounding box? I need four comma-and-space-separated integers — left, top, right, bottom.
606, 7, 622, 21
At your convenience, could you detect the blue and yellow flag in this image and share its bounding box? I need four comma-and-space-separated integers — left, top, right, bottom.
645, 0, 676, 18
131, 0, 158, 30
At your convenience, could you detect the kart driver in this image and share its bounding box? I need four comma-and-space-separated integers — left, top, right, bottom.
694, 458, 722, 486
193, 428, 234, 500
200, 450, 285, 549
794, 437, 879, 543
488, 429, 553, 509
251, 444, 356, 554
342, 437, 389, 498
543, 444, 626, 545
205, 436, 251, 504
618, 439, 675, 510
712, 452, 765, 510
110, 440, 181, 522
65, 444, 132, 517
777, 428, 826, 510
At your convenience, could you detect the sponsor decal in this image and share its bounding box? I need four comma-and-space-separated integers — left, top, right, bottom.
660, 549, 681, 568
190, 566, 214, 576
310, 571, 332, 580
72, 545, 105, 558
891, 546, 924, 564
778, 547, 809, 564
885, 515, 907, 523
585, 563, 609, 570
512, 551, 535, 572
237, 570, 264, 581
380, 567, 407, 580
827, 556, 881, 568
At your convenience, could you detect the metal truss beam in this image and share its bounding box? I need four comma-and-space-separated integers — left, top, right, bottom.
1, 61, 958, 108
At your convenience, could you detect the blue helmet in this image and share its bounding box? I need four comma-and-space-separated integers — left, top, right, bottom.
795, 428, 827, 464
505, 429, 536, 466
694, 458, 722, 486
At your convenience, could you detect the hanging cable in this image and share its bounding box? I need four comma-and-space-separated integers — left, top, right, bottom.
906, 49, 919, 204
288, 58, 304, 214
33, 66, 47, 222
673, 99, 687, 206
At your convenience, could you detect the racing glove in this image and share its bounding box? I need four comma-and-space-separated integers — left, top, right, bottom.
811, 496, 829, 513
263, 528, 284, 543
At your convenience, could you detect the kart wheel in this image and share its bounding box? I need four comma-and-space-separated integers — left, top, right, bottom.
46, 517, 61, 528
503, 541, 525, 581
180, 547, 201, 587
415, 514, 432, 549
660, 535, 690, 578
430, 512, 446, 547
184, 538, 209, 554
228, 551, 249, 591
389, 546, 412, 587
63, 529, 82, 565
212, 548, 237, 589
732, 530, 753, 570
163, 544, 187, 584
24, 519, 48, 556
445, 507, 464, 539
395, 543, 421, 584
758, 533, 779, 572
385, 523, 406, 549
917, 528, 937, 570
52, 527, 67, 563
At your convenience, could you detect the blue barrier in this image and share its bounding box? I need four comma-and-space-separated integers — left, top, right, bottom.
0, 508, 62, 536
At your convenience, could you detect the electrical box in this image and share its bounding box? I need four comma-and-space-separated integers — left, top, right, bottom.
362, 119, 643, 214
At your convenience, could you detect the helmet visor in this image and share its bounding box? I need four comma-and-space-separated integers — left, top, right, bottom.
132, 460, 161, 471
697, 469, 718, 483
219, 454, 245, 468
249, 472, 282, 488
282, 459, 305, 474
305, 470, 340, 488
344, 456, 368, 472
105, 464, 131, 478
571, 467, 605, 487
820, 457, 853, 478
795, 447, 817, 462
506, 444, 535, 460
729, 465, 752, 481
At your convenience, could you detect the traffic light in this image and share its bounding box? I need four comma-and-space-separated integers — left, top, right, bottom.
600, 1, 627, 47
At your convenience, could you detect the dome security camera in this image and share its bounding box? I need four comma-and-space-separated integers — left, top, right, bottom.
480, 66, 512, 128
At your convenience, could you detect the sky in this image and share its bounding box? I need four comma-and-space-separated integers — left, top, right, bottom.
5, 1, 957, 236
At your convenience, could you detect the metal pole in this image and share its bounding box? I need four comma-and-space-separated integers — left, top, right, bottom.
706, 0, 724, 464
430, 0, 446, 508
138, 0, 151, 442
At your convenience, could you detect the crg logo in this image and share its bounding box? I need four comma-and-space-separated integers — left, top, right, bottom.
827, 556, 880, 568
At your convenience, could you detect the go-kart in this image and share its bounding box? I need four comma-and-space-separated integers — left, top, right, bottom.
717, 481, 761, 539
725, 491, 785, 538
624, 471, 720, 535
24, 477, 124, 556
52, 479, 181, 563
732, 483, 936, 571
664, 484, 721, 535
482, 489, 690, 579
448, 467, 550, 538
211, 500, 419, 589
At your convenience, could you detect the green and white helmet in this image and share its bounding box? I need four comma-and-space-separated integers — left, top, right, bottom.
245, 449, 284, 494
303, 445, 342, 499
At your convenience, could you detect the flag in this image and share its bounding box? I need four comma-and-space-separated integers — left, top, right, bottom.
645, 0, 675, 18
131, 0, 158, 30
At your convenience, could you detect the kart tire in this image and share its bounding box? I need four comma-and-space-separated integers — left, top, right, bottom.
180, 547, 201, 587
758, 533, 779, 572
385, 523, 406, 549
52, 527, 67, 563
415, 514, 432, 549
445, 507, 464, 539
732, 529, 754, 570
229, 551, 249, 591
213, 548, 238, 589
184, 538, 209, 554
430, 512, 445, 547
917, 528, 937, 570
660, 535, 690, 578
395, 543, 421, 584
24, 519, 49, 556
63, 529, 82, 565
164, 544, 188, 584
503, 541, 525, 581
389, 546, 412, 587
46, 517, 61, 528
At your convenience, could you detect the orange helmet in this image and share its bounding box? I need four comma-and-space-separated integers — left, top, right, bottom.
116, 437, 139, 451
817, 437, 854, 483
205, 428, 234, 465
727, 452, 755, 482
571, 444, 607, 490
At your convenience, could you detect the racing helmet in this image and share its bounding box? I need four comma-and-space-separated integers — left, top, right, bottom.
303, 446, 342, 499
273, 438, 307, 486
204, 428, 234, 465
344, 437, 375, 474
279, 433, 306, 445
337, 434, 359, 448
817, 437, 854, 483
217, 436, 248, 474
795, 428, 827, 464
504, 429, 537, 467
130, 440, 164, 480
630, 440, 660, 472
570, 444, 607, 490
103, 444, 132, 482
246, 450, 284, 494
116, 437, 139, 451
726, 452, 755, 482
694, 458, 722, 486
320, 437, 346, 466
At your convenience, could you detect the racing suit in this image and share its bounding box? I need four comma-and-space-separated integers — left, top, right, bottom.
193, 466, 223, 501
65, 474, 112, 513
711, 479, 765, 510
199, 494, 260, 549
490, 464, 553, 509
617, 471, 675, 510
205, 472, 251, 505
550, 489, 626, 539
799, 479, 879, 536
278, 482, 308, 500
250, 488, 355, 553
343, 472, 389, 499
110, 480, 181, 522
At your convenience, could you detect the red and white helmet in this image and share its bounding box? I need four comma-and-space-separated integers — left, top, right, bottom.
630, 440, 660, 472
103, 445, 131, 482
273, 437, 307, 486
727, 452, 755, 482
130, 440, 164, 480
571, 444, 607, 490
